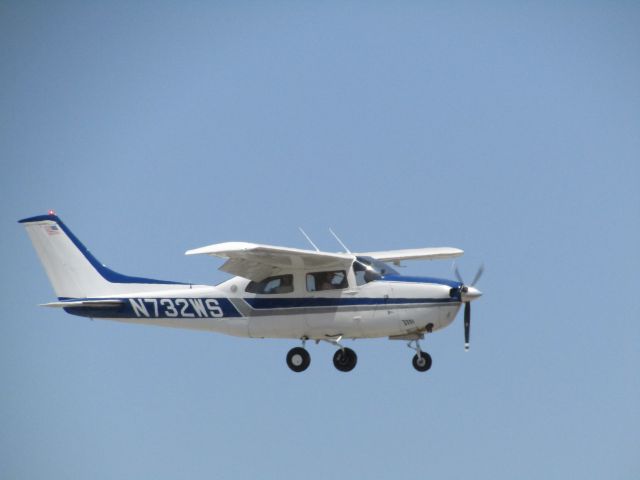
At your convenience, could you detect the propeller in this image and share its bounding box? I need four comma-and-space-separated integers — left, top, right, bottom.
464, 301, 471, 350
454, 263, 484, 351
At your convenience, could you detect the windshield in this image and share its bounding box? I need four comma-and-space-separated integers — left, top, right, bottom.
355, 256, 400, 277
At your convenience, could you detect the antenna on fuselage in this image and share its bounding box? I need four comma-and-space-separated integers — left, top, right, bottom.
298, 227, 320, 252
329, 228, 351, 254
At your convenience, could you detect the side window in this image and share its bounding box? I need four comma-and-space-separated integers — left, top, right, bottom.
306, 270, 348, 292
245, 275, 294, 294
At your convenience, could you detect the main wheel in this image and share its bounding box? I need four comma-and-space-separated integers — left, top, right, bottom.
286, 347, 310, 372
333, 347, 357, 372
412, 352, 432, 372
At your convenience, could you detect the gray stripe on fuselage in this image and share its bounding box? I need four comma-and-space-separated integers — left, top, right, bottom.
228, 298, 460, 317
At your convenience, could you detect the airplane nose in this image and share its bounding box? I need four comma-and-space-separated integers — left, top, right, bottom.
462, 286, 482, 302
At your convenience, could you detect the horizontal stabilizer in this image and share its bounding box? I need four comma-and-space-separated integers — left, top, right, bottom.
41, 299, 125, 308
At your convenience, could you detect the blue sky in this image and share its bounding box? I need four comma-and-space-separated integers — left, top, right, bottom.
1, 2, 639, 479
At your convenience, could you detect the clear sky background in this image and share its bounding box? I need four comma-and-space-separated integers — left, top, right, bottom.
1, 2, 639, 479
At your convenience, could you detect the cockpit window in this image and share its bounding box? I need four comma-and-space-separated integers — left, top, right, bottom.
354, 260, 381, 286
306, 270, 348, 292
246, 274, 294, 294
355, 256, 399, 282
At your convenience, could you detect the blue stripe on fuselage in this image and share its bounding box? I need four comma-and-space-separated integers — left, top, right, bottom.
58, 296, 457, 318
380, 275, 462, 288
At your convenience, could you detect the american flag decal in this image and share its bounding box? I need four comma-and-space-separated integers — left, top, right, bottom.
45, 225, 61, 236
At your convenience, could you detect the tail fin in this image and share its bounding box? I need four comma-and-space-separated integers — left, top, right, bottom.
19, 213, 185, 299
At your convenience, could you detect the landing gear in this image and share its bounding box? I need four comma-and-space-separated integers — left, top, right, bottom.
286, 347, 310, 372
286, 336, 359, 372
324, 335, 357, 372
407, 339, 432, 372
412, 351, 432, 372
333, 347, 357, 372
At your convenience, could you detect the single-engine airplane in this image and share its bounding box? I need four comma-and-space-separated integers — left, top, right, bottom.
20, 212, 483, 373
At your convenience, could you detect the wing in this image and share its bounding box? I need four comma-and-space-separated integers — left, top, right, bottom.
356, 247, 464, 264
185, 242, 354, 281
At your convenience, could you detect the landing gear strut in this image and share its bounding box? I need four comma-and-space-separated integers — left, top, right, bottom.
407, 339, 432, 372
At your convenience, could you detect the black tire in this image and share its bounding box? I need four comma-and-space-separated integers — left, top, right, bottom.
286, 347, 310, 372
412, 352, 432, 372
333, 347, 357, 372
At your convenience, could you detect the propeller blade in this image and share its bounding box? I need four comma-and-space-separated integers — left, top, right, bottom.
454, 263, 464, 284
464, 302, 470, 351
471, 264, 485, 286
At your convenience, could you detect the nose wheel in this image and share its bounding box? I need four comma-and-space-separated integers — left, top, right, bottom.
412, 351, 432, 372
408, 339, 432, 372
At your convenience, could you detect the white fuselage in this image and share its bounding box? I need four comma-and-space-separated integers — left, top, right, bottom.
76, 275, 462, 341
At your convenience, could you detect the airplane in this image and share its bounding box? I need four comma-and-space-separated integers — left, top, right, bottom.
19, 211, 483, 373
